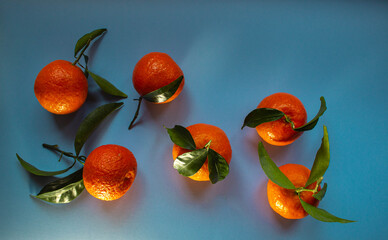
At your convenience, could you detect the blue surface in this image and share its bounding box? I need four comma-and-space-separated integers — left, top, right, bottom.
1, 0, 388, 239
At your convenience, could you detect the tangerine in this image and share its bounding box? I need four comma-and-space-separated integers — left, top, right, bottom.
132, 52, 184, 103
172, 123, 232, 181
267, 164, 320, 219
34, 60, 88, 114
256, 92, 307, 146
83, 144, 137, 201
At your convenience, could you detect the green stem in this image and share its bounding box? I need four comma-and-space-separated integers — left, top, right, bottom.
128, 97, 143, 130
205, 140, 212, 150
296, 188, 314, 193
42, 143, 86, 165
284, 115, 295, 129
58, 152, 63, 162
76, 60, 89, 78
313, 177, 324, 193
295, 177, 323, 194
77, 62, 86, 69
72, 39, 91, 66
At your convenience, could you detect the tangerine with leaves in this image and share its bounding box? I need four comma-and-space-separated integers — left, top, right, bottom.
83, 144, 137, 201
258, 126, 355, 223
257, 93, 306, 146
267, 164, 320, 219
242, 93, 327, 146
171, 123, 232, 182
132, 52, 184, 103
34, 60, 88, 114
129, 52, 185, 129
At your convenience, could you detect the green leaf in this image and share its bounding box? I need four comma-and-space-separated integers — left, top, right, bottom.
208, 149, 229, 184
241, 108, 285, 129
313, 183, 327, 201
32, 168, 85, 204
74, 102, 124, 156
142, 75, 183, 103
37, 168, 82, 194
173, 146, 209, 177
16, 154, 75, 176
305, 125, 330, 187
294, 96, 327, 131
87, 70, 128, 98
165, 125, 196, 150
258, 142, 295, 189
299, 197, 355, 223
74, 28, 107, 57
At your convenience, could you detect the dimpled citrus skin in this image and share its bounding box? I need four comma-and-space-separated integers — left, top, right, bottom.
83, 145, 137, 201
34, 60, 88, 114
267, 164, 320, 219
256, 92, 307, 146
172, 123, 232, 181
132, 52, 184, 104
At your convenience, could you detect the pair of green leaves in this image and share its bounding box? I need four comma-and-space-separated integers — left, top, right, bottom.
74, 28, 128, 99
72, 29, 127, 154
241, 96, 327, 131
17, 102, 124, 204
129, 76, 184, 129
165, 125, 229, 184
258, 126, 354, 223
16, 145, 85, 204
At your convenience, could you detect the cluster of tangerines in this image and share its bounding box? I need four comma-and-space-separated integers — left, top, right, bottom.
18, 29, 354, 223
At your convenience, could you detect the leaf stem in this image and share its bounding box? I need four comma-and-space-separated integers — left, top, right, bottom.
77, 62, 86, 69
296, 188, 314, 193
42, 143, 86, 165
72, 39, 91, 66
284, 115, 295, 129
313, 177, 323, 193
295, 177, 323, 194
58, 152, 63, 162
205, 140, 212, 150
128, 97, 143, 130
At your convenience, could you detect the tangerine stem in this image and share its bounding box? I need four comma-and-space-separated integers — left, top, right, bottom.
205, 140, 212, 150
295, 177, 324, 194
128, 97, 143, 130
73, 39, 91, 66
296, 188, 314, 193
313, 177, 323, 193
76, 61, 89, 78
284, 115, 295, 129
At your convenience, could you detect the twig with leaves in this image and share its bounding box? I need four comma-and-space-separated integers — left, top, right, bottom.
258, 126, 355, 223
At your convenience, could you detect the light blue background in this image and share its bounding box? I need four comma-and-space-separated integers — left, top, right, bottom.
1, 0, 387, 239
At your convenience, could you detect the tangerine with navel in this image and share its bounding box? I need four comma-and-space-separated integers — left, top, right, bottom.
34, 60, 88, 114
172, 123, 232, 181
83, 144, 137, 201
256, 92, 307, 146
267, 163, 320, 219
